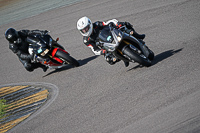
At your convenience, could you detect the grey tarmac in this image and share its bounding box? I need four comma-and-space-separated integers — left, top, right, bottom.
0, 0, 200, 132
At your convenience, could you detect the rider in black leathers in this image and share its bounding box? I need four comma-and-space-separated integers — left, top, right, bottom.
5, 28, 48, 72
77, 17, 145, 67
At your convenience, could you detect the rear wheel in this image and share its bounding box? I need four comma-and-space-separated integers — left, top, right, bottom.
123, 46, 151, 67
55, 50, 79, 67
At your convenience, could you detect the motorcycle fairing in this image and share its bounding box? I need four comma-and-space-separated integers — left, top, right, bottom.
99, 26, 114, 43
37, 56, 61, 66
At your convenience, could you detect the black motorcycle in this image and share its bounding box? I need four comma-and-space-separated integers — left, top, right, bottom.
98, 26, 154, 67
27, 33, 79, 69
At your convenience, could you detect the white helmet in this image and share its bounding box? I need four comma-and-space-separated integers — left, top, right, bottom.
77, 16, 93, 37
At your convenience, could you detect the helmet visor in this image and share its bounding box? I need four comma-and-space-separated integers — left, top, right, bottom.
80, 24, 90, 34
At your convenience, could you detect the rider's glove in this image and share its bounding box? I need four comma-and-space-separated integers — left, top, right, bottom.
108, 22, 117, 28
96, 41, 103, 48
44, 30, 49, 35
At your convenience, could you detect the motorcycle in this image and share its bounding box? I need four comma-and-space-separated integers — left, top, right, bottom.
97, 25, 154, 67
27, 33, 79, 69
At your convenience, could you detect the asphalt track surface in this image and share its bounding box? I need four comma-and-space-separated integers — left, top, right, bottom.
0, 0, 200, 132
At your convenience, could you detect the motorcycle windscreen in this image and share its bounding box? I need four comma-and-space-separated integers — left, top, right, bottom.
99, 26, 114, 43
27, 35, 48, 55
39, 35, 51, 46
37, 35, 53, 54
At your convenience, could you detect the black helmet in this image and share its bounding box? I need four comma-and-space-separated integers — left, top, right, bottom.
5, 28, 19, 43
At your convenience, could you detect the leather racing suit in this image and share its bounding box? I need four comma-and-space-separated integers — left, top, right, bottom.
9, 30, 48, 72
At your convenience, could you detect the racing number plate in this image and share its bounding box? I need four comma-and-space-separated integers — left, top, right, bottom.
41, 49, 49, 56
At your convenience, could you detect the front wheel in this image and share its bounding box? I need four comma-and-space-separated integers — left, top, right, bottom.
147, 47, 154, 61
55, 50, 79, 67
123, 46, 152, 67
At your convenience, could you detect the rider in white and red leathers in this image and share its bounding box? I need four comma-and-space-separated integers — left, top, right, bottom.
77, 16, 145, 67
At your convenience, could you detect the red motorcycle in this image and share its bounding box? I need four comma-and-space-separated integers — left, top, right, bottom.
27, 34, 79, 69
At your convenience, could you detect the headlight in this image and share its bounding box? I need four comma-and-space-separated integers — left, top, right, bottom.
117, 36, 122, 42
37, 48, 43, 53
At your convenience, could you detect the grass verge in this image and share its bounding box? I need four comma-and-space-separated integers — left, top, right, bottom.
0, 99, 9, 119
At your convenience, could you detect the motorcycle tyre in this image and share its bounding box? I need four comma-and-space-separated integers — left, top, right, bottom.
123, 47, 152, 67
55, 50, 79, 67
147, 48, 154, 61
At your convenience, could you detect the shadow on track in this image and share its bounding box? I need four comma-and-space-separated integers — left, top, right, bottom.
42, 55, 98, 77
78, 55, 98, 66
152, 48, 183, 65
127, 48, 183, 71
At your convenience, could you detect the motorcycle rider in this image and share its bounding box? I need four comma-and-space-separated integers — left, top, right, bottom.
5, 28, 49, 72
77, 16, 146, 67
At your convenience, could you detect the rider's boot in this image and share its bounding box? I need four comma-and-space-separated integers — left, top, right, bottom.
41, 65, 48, 72
132, 32, 145, 40
130, 28, 145, 40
